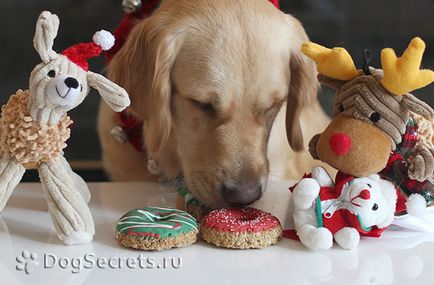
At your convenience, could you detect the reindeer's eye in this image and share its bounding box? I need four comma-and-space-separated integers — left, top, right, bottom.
370, 112, 381, 123
339, 103, 345, 113
372, 203, 379, 211
47, 70, 56, 78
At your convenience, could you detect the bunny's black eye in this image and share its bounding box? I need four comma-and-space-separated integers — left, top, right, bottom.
372, 203, 379, 211
370, 112, 381, 123
47, 70, 56, 78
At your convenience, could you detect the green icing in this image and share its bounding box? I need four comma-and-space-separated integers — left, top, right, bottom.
177, 187, 190, 196
116, 207, 198, 239
176, 187, 205, 207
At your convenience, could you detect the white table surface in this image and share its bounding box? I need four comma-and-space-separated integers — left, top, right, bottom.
1, 182, 434, 285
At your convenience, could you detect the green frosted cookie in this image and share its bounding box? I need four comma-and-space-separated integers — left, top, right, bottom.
116, 206, 199, 251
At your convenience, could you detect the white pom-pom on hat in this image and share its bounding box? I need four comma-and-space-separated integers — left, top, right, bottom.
92, 30, 115, 51
406, 194, 427, 216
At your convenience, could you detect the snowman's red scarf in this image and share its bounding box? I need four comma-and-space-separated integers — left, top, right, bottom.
108, 0, 280, 152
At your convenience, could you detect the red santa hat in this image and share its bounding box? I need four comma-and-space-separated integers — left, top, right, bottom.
62, 30, 115, 71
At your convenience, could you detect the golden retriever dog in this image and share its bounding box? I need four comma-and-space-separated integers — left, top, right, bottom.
98, 0, 329, 208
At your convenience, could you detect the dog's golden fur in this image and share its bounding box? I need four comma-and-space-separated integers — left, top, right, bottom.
98, 0, 330, 208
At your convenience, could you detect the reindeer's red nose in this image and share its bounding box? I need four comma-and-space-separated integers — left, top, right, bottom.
329, 133, 352, 156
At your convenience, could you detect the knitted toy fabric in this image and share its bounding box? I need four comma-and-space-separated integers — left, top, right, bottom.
0, 11, 130, 245
291, 166, 397, 250
303, 38, 434, 218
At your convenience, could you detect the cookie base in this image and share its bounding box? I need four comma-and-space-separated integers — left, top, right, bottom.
116, 231, 198, 251
201, 225, 282, 249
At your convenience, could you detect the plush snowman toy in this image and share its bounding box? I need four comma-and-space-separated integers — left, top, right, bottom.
291, 166, 397, 250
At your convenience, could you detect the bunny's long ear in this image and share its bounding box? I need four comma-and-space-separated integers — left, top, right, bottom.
87, 71, 131, 112
33, 11, 60, 63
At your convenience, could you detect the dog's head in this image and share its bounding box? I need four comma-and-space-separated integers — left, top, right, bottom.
108, 0, 317, 208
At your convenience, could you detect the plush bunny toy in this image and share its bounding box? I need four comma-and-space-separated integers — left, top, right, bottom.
291, 166, 397, 250
0, 11, 130, 245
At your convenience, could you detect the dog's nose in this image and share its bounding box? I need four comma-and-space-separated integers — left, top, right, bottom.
64, 77, 79, 89
222, 183, 262, 206
329, 133, 352, 156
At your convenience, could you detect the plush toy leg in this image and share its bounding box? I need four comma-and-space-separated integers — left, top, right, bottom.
39, 157, 94, 245
0, 153, 25, 212
59, 157, 91, 203
292, 178, 320, 210
296, 224, 333, 250
334, 227, 360, 250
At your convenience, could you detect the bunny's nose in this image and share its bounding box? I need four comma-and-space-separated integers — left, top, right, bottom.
329, 133, 352, 156
65, 77, 79, 89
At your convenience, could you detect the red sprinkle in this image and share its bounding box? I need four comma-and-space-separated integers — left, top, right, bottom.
202, 207, 280, 233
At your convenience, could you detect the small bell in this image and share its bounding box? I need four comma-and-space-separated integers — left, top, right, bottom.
122, 0, 142, 14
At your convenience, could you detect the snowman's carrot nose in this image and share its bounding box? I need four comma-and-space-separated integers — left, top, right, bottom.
358, 189, 371, 200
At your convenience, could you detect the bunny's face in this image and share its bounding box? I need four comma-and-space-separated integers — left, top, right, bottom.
29, 55, 89, 112
28, 11, 130, 124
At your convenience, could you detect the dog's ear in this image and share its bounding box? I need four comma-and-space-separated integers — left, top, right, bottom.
285, 17, 319, 152
108, 14, 185, 157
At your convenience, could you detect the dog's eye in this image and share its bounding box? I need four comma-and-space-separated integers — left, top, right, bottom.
47, 70, 56, 78
372, 203, 379, 211
190, 99, 215, 115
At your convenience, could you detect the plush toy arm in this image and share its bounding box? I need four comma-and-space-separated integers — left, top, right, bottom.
292, 178, 320, 210
311, 166, 335, 188
39, 157, 94, 245
408, 144, 434, 182
334, 227, 360, 250
87, 71, 131, 112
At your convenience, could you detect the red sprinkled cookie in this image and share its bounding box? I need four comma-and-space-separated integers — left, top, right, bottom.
201, 207, 282, 249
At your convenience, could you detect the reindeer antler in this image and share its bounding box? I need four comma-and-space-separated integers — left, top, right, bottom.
381, 37, 434, 95
301, 42, 359, 81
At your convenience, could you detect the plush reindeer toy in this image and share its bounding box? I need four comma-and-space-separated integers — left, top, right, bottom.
302, 38, 434, 217
0, 11, 130, 245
